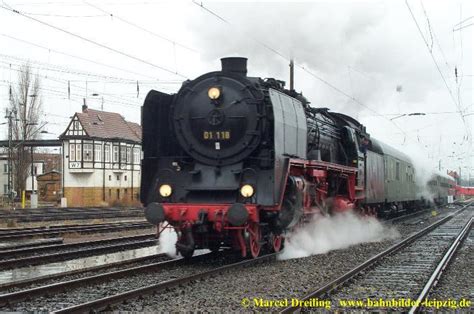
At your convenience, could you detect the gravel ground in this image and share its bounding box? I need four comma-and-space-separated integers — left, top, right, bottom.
3, 204, 467, 312
117, 241, 395, 312
428, 229, 473, 305
4, 253, 242, 312
112, 206, 465, 312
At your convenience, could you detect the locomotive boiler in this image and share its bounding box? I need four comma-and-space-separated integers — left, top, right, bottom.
141, 57, 453, 258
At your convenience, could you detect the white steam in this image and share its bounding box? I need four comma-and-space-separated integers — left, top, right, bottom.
157, 225, 178, 258
278, 212, 399, 260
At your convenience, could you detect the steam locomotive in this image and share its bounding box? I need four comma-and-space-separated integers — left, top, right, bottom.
141, 57, 454, 258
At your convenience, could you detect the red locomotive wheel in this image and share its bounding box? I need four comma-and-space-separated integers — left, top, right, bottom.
248, 223, 261, 258
272, 234, 283, 252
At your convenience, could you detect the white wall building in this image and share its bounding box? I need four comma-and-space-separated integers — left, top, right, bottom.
60, 105, 141, 207
0, 155, 9, 197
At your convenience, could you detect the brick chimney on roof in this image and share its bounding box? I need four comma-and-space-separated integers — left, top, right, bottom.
82, 98, 88, 113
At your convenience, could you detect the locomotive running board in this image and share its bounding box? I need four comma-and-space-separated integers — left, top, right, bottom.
289, 158, 358, 174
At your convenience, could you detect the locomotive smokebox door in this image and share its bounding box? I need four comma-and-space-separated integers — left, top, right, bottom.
171, 63, 263, 166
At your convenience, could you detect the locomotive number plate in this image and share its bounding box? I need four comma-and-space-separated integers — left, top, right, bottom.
203, 131, 231, 140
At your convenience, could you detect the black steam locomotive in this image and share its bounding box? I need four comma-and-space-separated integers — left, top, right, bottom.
141, 57, 454, 258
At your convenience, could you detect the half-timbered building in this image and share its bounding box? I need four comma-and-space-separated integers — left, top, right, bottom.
60, 105, 141, 206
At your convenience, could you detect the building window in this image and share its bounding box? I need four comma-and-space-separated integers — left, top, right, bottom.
3, 164, 7, 173
133, 148, 139, 164
120, 146, 127, 163
94, 144, 102, 162
76, 143, 82, 161
84, 143, 93, 161
109, 175, 111, 181
116, 175, 120, 181
105, 144, 110, 163
124, 175, 127, 181
70, 143, 76, 161
34, 166, 37, 175
108, 189, 111, 197
113, 146, 119, 163
3, 185, 7, 194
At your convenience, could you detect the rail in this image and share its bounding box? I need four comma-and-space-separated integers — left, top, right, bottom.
280, 202, 472, 313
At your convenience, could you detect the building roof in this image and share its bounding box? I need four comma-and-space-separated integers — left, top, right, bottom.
63, 107, 141, 143
126, 121, 142, 140
37, 170, 61, 179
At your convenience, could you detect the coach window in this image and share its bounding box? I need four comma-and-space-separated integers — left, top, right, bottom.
395, 162, 400, 181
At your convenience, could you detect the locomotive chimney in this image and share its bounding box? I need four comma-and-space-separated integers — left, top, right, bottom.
221, 57, 247, 76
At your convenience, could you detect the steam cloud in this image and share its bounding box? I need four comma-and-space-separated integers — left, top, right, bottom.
157, 225, 178, 258
278, 211, 399, 260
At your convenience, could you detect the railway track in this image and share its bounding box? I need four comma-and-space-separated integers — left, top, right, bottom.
0, 221, 152, 241
409, 216, 472, 313
0, 251, 274, 312
0, 207, 143, 223
386, 202, 463, 225
280, 203, 473, 313
0, 251, 172, 291
0, 233, 157, 269
0, 238, 63, 251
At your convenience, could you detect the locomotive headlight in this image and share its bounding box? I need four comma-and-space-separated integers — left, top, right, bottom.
240, 184, 254, 198
208, 87, 221, 100
159, 184, 172, 197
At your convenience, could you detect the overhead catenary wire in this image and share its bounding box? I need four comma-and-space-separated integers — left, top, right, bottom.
0, 3, 189, 79
405, 0, 471, 140
0, 33, 161, 80
0, 53, 150, 83
0, 79, 141, 110
84, 1, 199, 54
18, 11, 106, 17
1, 64, 142, 103
1, 72, 143, 109
419, 0, 450, 72
453, 22, 473, 32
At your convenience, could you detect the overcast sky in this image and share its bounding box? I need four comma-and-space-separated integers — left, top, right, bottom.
0, 0, 472, 177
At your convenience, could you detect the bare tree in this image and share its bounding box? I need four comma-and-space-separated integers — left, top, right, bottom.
9, 64, 43, 194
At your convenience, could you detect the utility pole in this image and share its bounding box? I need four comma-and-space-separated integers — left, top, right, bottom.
5, 108, 16, 206
31, 146, 34, 195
